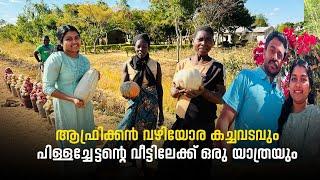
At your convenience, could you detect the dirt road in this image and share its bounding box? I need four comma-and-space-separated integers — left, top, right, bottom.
0, 69, 59, 177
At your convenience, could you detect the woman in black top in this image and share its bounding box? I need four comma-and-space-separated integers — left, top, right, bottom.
158, 26, 225, 176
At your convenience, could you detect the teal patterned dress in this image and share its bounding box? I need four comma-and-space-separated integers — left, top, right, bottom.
117, 85, 159, 132
43, 51, 95, 149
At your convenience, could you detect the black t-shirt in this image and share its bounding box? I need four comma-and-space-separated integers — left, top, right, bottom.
184, 61, 224, 129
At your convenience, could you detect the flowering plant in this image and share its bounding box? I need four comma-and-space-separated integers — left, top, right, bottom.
253, 27, 320, 98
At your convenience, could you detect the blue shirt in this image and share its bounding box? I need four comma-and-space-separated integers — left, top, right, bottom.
223, 67, 284, 148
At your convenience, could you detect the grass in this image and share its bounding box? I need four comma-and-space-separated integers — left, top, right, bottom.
305, 0, 320, 37
0, 39, 35, 64
0, 39, 256, 124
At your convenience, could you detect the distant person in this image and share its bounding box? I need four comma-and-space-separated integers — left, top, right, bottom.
34, 35, 55, 72
55, 44, 64, 51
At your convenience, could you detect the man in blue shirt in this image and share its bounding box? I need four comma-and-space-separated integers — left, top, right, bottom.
216, 31, 288, 149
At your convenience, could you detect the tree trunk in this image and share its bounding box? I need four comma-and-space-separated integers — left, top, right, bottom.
215, 33, 218, 47
315, 89, 318, 105
105, 32, 108, 45
186, 29, 191, 44
93, 42, 96, 54
215, 26, 221, 47
94, 37, 99, 54
83, 41, 87, 55
175, 18, 180, 62
215, 24, 223, 47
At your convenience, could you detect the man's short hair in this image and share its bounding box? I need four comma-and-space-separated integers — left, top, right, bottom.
265, 31, 288, 59
43, 35, 50, 41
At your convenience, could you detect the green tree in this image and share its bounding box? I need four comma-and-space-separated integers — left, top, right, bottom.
253, 14, 268, 27
58, 4, 81, 27
276, 22, 295, 32
305, 0, 320, 36
116, 0, 130, 11
13, 0, 51, 43
0, 24, 17, 40
150, 0, 197, 61
276, 22, 304, 36
111, 6, 134, 37
77, 3, 113, 53
130, 10, 152, 35
0, 19, 6, 26
195, 0, 254, 45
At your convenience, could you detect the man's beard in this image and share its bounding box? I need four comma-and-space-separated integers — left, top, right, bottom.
264, 60, 280, 78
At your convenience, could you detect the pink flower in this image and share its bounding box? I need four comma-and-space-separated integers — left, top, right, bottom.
254, 54, 264, 65
253, 29, 319, 98
283, 27, 297, 49
295, 32, 318, 56
258, 40, 265, 46
283, 87, 290, 99
253, 41, 265, 65
281, 73, 290, 99
315, 51, 320, 62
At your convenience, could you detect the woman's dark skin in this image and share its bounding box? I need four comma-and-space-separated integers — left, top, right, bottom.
171, 30, 225, 104
122, 39, 164, 126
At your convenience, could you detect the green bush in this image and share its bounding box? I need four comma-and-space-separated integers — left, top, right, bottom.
224, 55, 243, 76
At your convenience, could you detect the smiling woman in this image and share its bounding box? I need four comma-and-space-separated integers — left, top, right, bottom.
104, 33, 164, 174
278, 59, 320, 164
42, 25, 97, 150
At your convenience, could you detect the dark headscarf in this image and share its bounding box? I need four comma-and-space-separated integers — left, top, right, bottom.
129, 33, 156, 86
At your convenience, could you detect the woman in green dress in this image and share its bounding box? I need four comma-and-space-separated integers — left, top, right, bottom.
43, 25, 96, 149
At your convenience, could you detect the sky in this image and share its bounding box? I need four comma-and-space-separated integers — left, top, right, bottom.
0, 0, 304, 27
245, 0, 304, 26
